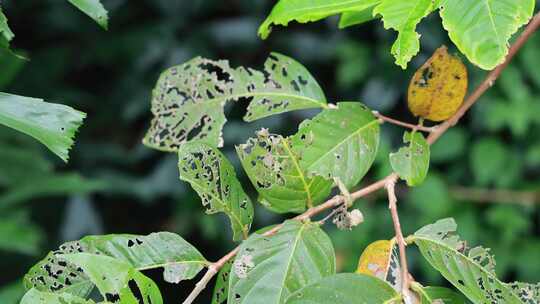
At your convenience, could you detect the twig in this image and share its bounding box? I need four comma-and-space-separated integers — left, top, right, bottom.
450, 186, 540, 206
181, 12, 540, 304
385, 176, 410, 295
373, 111, 435, 133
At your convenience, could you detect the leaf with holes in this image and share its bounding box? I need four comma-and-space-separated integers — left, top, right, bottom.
259, 0, 381, 39
236, 130, 332, 214
212, 261, 232, 304
143, 53, 326, 151
178, 142, 254, 241
356, 239, 402, 292
285, 273, 399, 303
0, 93, 86, 162
410, 218, 538, 304
439, 0, 535, 70
389, 131, 430, 186
373, 0, 441, 69
228, 220, 335, 304
67, 0, 108, 29
290, 102, 380, 189
24, 232, 208, 298
21, 288, 96, 304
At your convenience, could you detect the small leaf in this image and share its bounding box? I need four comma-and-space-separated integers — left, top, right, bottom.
143, 53, 326, 151
0, 93, 86, 162
66, 0, 109, 30
178, 142, 254, 241
339, 4, 379, 29
0, 7, 14, 44
356, 240, 402, 292
291, 102, 380, 189
211, 261, 232, 304
228, 220, 335, 304
439, 0, 535, 70
21, 288, 95, 304
285, 273, 399, 303
373, 0, 440, 69
236, 131, 332, 214
389, 131, 430, 186
407, 46, 468, 122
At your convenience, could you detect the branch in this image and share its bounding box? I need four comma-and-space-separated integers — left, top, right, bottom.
181, 12, 540, 304
373, 111, 434, 133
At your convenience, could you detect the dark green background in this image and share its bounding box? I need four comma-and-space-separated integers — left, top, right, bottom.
1, 0, 539, 303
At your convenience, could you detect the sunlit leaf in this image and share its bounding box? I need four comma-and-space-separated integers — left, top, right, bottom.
356, 239, 402, 292
178, 142, 254, 241
389, 131, 430, 186
228, 220, 335, 304
0, 93, 86, 162
67, 0, 109, 30
236, 130, 332, 214
290, 102, 380, 189
439, 0, 535, 70
339, 4, 380, 29
24, 232, 207, 298
407, 46, 468, 121
373, 0, 440, 69
286, 273, 399, 303
143, 53, 326, 151
21, 288, 95, 304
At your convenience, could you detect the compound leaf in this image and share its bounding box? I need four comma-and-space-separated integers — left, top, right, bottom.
0, 93, 86, 162
285, 273, 398, 303
143, 53, 326, 151
439, 0, 535, 70
290, 102, 380, 189
21, 288, 95, 304
178, 142, 254, 241
24, 232, 207, 298
67, 0, 108, 29
389, 131, 430, 187
236, 130, 332, 214
228, 220, 335, 304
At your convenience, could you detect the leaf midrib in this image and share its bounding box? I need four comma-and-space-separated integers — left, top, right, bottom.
276, 223, 308, 302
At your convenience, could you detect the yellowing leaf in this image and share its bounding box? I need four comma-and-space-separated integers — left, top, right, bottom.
407, 46, 468, 122
356, 239, 403, 292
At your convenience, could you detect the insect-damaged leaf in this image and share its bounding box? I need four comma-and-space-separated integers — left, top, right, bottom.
236, 130, 332, 214
356, 240, 403, 292
228, 220, 335, 304
67, 0, 109, 30
290, 102, 380, 189
410, 218, 539, 304
143, 53, 326, 152
21, 288, 96, 304
24, 232, 208, 299
407, 46, 468, 122
285, 273, 398, 304
389, 131, 430, 186
178, 142, 254, 241
211, 261, 232, 304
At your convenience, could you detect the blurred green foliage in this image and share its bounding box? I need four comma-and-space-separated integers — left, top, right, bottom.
0, 0, 539, 303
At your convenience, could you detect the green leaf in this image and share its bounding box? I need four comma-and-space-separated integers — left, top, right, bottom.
339, 4, 380, 29
389, 131, 430, 186
258, 0, 381, 39
0, 281, 26, 304
410, 218, 536, 304
373, 0, 439, 69
0, 146, 52, 187
143, 53, 326, 151
0, 212, 43, 255
66, 0, 109, 30
0, 93, 86, 162
418, 286, 467, 303
286, 273, 398, 303
62, 253, 162, 304
228, 220, 335, 304
0, 7, 14, 44
24, 232, 207, 298
21, 288, 95, 304
236, 131, 332, 214
211, 261, 232, 304
178, 142, 254, 241
439, 0, 535, 70
290, 102, 380, 189
469, 137, 508, 186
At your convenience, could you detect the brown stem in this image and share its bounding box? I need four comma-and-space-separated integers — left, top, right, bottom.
182, 12, 540, 304
373, 111, 434, 133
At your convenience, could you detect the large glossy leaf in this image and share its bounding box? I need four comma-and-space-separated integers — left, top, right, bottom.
143, 53, 326, 151
373, 0, 440, 69
258, 0, 381, 39
290, 102, 380, 189
236, 131, 332, 214
21, 288, 95, 304
178, 142, 254, 241
410, 218, 538, 303
286, 273, 398, 303
439, 0, 535, 70
67, 0, 108, 29
0, 93, 86, 162
228, 220, 335, 304
24, 232, 208, 298
389, 131, 430, 186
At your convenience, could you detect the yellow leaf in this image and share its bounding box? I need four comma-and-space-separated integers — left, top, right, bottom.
356, 240, 393, 280
407, 46, 468, 122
